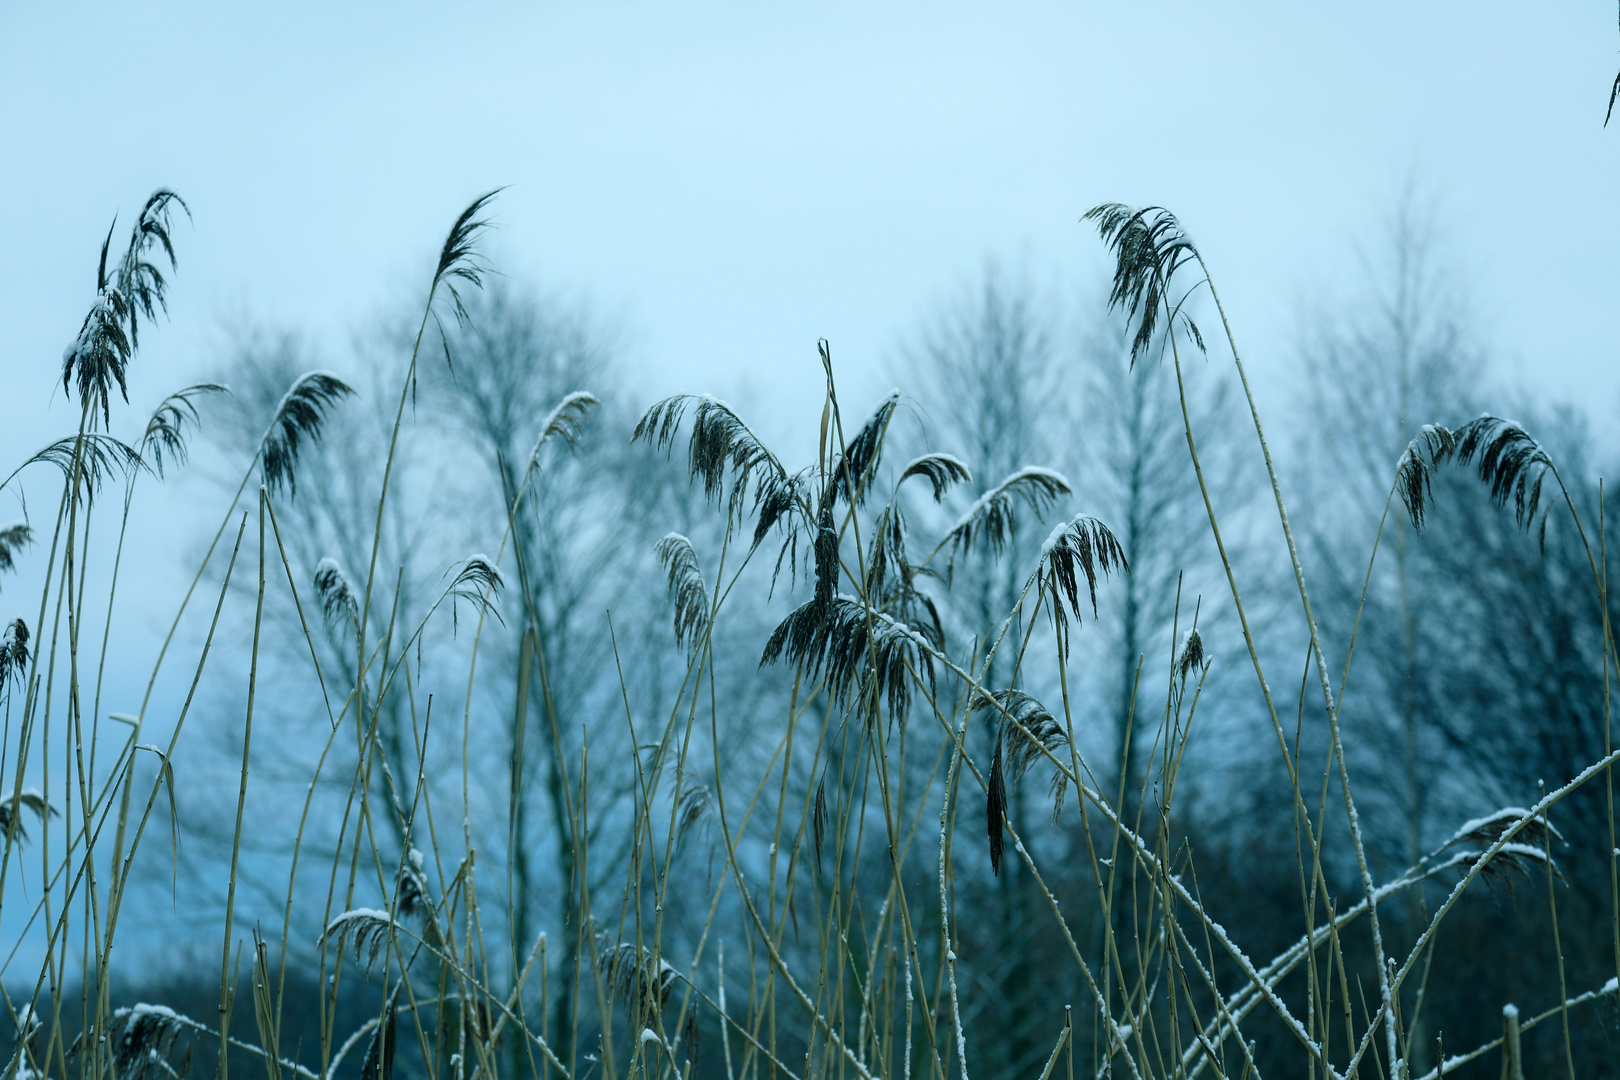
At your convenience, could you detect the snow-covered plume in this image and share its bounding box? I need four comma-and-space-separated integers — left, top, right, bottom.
1176, 626, 1208, 683
259, 371, 355, 497
597, 941, 694, 1050
320, 908, 397, 970
897, 452, 971, 502
1084, 201, 1206, 364
1031, 512, 1127, 643
313, 558, 359, 630
103, 1004, 196, 1080
827, 390, 900, 507
760, 595, 938, 727
527, 390, 600, 468
443, 554, 504, 631
1395, 423, 1458, 532
634, 394, 792, 540
944, 466, 1071, 575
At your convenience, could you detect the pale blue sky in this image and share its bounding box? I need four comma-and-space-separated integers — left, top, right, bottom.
1, 1, 1617, 530
0, 0, 1617, 979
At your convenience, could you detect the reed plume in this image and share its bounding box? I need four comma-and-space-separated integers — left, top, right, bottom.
654, 533, 709, 655
1083, 202, 1206, 363
898, 452, 971, 502
62, 191, 189, 426
259, 371, 355, 496
944, 466, 1071, 574
141, 383, 228, 476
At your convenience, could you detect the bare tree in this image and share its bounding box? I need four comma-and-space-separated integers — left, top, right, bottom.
1075, 304, 1243, 812
1295, 196, 1478, 875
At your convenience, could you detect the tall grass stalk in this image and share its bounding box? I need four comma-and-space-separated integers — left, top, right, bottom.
4, 190, 1618, 1080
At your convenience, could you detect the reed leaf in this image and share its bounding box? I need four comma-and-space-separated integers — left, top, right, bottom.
358, 1004, 397, 1080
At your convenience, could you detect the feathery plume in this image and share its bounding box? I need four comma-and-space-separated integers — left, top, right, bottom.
634, 394, 796, 537
22, 433, 147, 500
141, 383, 228, 477
0, 618, 28, 694
975, 691, 1067, 874
1442, 807, 1566, 898
259, 371, 355, 497
444, 554, 504, 630
761, 596, 938, 726
1442, 807, 1563, 853
944, 467, 1071, 575
432, 190, 502, 329
675, 784, 712, 849
654, 534, 709, 655
1084, 202, 1206, 364
396, 847, 430, 922
421, 190, 502, 378
597, 941, 695, 1050
1175, 627, 1208, 684
1395, 424, 1458, 532
1454, 416, 1557, 550
827, 390, 899, 506
1030, 514, 1128, 645
0, 788, 55, 844
527, 391, 600, 467
320, 908, 398, 970
62, 191, 189, 426
897, 453, 971, 502
104, 1005, 195, 1080
314, 558, 360, 631
0, 523, 32, 578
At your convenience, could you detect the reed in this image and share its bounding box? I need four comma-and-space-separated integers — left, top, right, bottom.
2, 189, 1615, 1080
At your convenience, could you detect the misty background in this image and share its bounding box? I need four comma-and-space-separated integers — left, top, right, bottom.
3, 4, 1620, 1078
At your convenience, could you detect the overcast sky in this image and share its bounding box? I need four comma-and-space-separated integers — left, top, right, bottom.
5, 2, 1619, 452
0, 1, 1617, 596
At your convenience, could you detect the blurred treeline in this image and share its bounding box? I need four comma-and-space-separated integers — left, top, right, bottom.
10, 199, 1619, 1079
